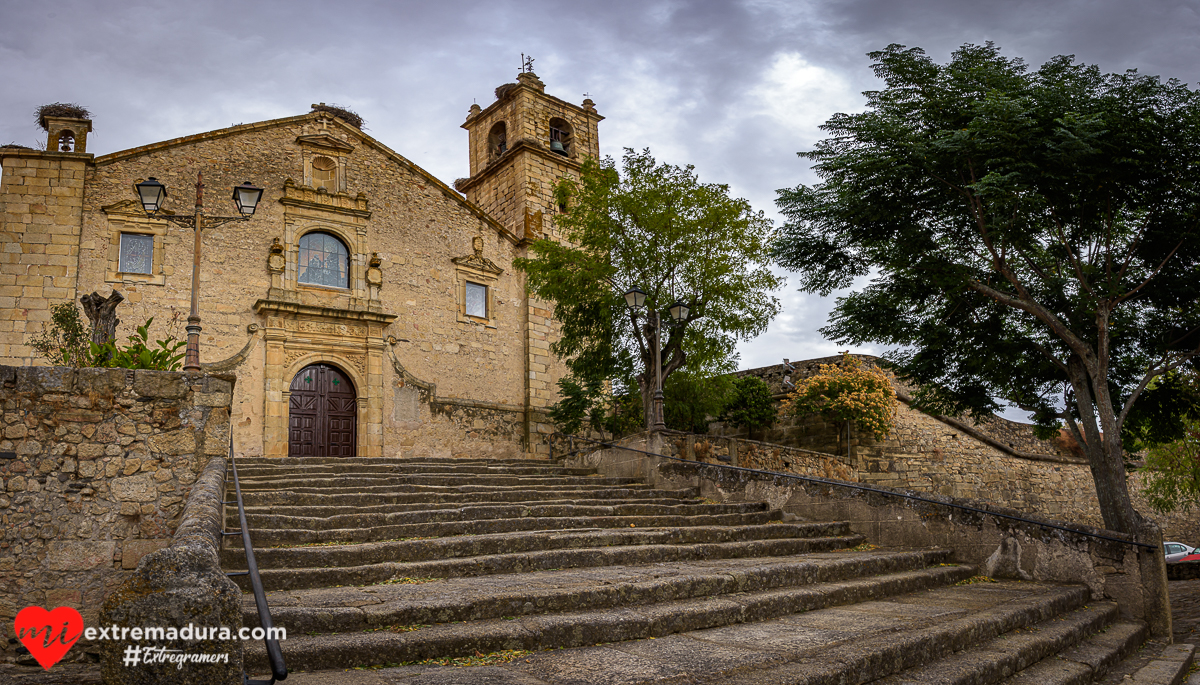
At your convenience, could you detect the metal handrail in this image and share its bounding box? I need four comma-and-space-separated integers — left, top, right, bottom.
551, 431, 1157, 550
227, 443, 288, 684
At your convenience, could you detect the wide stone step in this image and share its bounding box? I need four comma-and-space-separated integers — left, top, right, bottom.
999, 620, 1147, 684
231, 501, 771, 530
234, 456, 556, 467
225, 524, 861, 590
237, 486, 699, 508
233, 464, 598, 478
245, 549, 963, 633
245, 578, 1089, 674
237, 496, 708, 519
226, 511, 784, 547
232, 474, 643, 490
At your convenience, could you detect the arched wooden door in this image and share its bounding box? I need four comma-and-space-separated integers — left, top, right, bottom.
288, 364, 357, 457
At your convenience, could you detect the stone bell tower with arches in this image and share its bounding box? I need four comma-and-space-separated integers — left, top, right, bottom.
456, 69, 603, 243
456, 69, 603, 450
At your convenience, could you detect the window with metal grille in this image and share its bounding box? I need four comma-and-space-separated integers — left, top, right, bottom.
118, 233, 154, 274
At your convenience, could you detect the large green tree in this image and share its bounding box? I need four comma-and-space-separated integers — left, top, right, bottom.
771, 43, 1200, 535
518, 148, 783, 431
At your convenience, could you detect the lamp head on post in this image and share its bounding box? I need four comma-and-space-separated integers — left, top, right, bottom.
624, 286, 647, 309
134, 177, 167, 215
668, 300, 689, 323
232, 181, 264, 217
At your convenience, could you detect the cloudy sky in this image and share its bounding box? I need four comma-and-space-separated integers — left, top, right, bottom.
4, 0, 1199, 417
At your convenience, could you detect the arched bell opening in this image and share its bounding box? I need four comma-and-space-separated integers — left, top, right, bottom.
288, 363, 358, 457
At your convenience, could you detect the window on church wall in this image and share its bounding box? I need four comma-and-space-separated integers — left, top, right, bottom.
488, 122, 507, 159
312, 156, 337, 191
549, 118, 572, 157
118, 233, 154, 274
464, 282, 488, 318
298, 232, 349, 288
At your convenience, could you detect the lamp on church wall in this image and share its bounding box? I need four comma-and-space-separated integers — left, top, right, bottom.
132, 173, 263, 373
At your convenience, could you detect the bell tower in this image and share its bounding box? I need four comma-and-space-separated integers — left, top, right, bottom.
457, 70, 602, 242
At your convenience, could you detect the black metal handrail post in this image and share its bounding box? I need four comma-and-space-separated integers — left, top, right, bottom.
228, 443, 288, 684
551, 431, 1156, 550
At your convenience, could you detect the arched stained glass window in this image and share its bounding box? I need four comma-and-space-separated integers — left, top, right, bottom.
298, 232, 349, 288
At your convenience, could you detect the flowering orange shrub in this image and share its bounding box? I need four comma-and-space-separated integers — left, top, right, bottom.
779, 353, 898, 440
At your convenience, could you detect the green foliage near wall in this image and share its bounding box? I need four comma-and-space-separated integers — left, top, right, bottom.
30, 302, 92, 367
664, 371, 734, 434
721, 376, 777, 440
517, 148, 782, 432
31, 302, 185, 371
781, 354, 898, 440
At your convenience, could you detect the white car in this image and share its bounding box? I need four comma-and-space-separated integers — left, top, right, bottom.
1164, 541, 1196, 562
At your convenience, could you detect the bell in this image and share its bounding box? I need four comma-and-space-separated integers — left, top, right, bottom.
550, 139, 567, 155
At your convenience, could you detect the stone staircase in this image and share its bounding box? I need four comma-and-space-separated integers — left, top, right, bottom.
221, 456, 1157, 684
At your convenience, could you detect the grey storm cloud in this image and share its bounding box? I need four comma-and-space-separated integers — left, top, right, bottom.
3, 0, 1198, 417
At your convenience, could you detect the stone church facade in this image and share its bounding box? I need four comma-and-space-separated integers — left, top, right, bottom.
0, 71, 600, 459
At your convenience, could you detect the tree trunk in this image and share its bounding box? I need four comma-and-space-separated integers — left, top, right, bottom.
80, 291, 123, 363
1066, 354, 1139, 535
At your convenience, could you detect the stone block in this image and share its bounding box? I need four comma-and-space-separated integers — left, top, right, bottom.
15, 366, 74, 394
46, 540, 115, 570
76, 443, 105, 460
73, 367, 126, 396
44, 588, 82, 608
193, 392, 232, 408
111, 473, 158, 502
120, 539, 171, 569
148, 429, 196, 456
100, 544, 243, 685
132, 371, 188, 399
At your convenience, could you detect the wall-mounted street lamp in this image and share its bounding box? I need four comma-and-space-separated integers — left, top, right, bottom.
133, 174, 263, 373
625, 286, 690, 432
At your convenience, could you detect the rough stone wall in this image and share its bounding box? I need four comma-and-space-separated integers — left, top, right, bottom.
717, 356, 1200, 546
564, 438, 1171, 638
0, 365, 233, 659
0, 148, 89, 362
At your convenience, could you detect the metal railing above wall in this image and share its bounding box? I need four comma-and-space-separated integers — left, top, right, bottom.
551, 431, 1156, 550
225, 442, 288, 684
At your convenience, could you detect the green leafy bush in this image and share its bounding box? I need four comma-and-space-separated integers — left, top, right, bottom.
29, 302, 92, 367
90, 318, 186, 371
721, 376, 777, 440
31, 302, 185, 371
781, 353, 898, 440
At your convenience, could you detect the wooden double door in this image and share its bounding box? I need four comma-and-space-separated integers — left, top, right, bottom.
288, 364, 357, 457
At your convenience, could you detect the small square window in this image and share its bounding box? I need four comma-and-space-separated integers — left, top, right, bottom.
465, 282, 487, 318
119, 233, 154, 274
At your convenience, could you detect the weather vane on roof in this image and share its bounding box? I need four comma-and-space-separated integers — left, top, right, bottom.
521, 53, 535, 73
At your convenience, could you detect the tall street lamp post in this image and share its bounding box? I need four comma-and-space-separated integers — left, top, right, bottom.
134, 173, 263, 373
624, 287, 690, 432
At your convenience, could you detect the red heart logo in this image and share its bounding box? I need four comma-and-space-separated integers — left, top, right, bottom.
14, 606, 83, 671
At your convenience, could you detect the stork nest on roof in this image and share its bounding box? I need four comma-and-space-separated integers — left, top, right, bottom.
35, 103, 91, 131
310, 103, 364, 130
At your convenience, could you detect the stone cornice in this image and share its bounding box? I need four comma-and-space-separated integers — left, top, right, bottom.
463, 83, 605, 129
279, 179, 371, 219
253, 298, 397, 326
456, 140, 585, 194
0, 148, 94, 163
